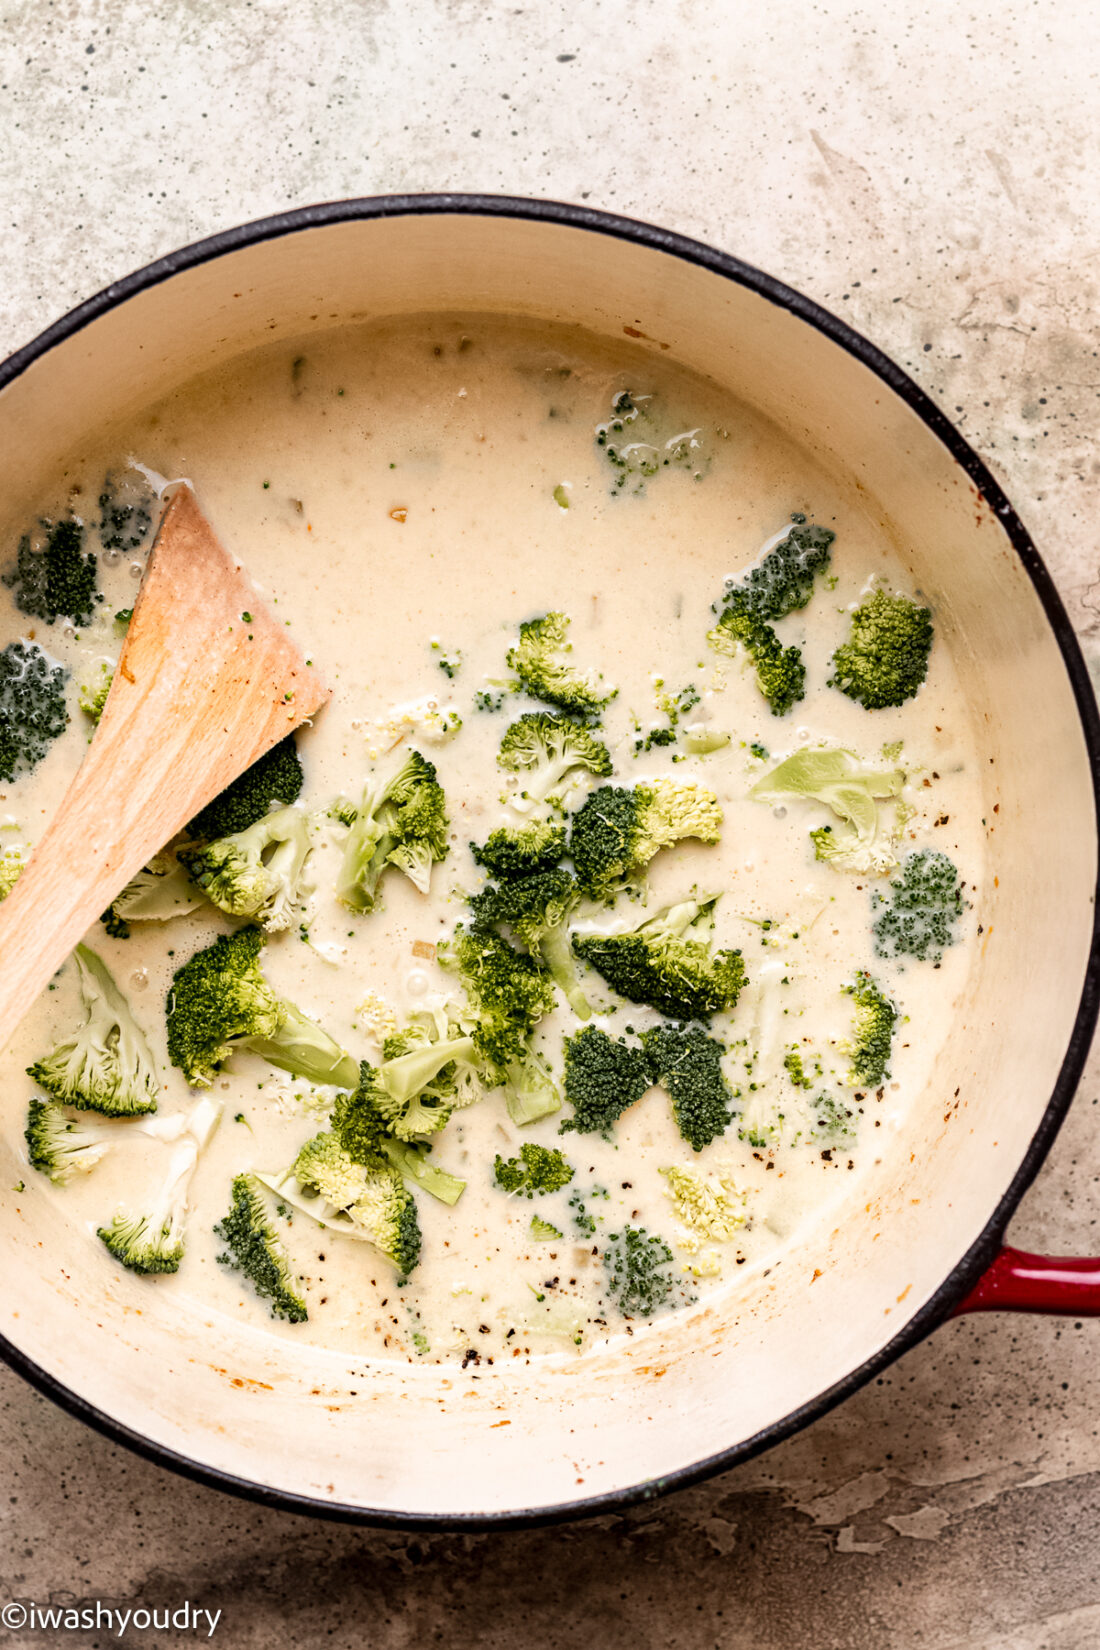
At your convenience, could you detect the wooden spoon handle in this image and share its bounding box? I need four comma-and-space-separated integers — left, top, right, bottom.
0, 487, 328, 1049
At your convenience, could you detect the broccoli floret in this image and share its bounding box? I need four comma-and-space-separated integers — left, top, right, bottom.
438, 927, 560, 1125
530, 1214, 563, 1241
337, 750, 449, 911
572, 897, 746, 1022
166, 926, 358, 1090
79, 664, 113, 725
659, 1165, 747, 1240
506, 611, 616, 715
3, 518, 99, 625
603, 1225, 675, 1317
497, 711, 612, 811
214, 1173, 308, 1322
0, 838, 24, 901
180, 805, 312, 932
570, 777, 723, 898
288, 1131, 422, 1279
98, 472, 154, 553
102, 850, 207, 934
471, 822, 567, 879
843, 971, 898, 1086
784, 1047, 814, 1089
188, 734, 304, 841
469, 868, 590, 1019
25, 1096, 112, 1184
707, 522, 834, 716
708, 606, 806, 717
641, 1024, 735, 1152
97, 1099, 221, 1275
721, 521, 836, 622
493, 1143, 575, 1197
872, 848, 966, 964
28, 944, 160, 1116
331, 1063, 467, 1203
376, 1016, 481, 1141
0, 641, 68, 783
752, 748, 906, 877
829, 589, 934, 709
561, 1024, 652, 1136
812, 1092, 856, 1142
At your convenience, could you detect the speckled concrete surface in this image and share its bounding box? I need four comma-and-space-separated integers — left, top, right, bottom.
0, 3, 1098, 1645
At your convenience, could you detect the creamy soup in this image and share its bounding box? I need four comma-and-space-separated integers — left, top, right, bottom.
0, 315, 983, 1366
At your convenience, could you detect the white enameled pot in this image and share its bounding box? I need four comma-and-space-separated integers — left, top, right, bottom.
1, 198, 1097, 1527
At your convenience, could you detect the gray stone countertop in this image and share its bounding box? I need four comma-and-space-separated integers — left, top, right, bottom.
0, 2, 1097, 1645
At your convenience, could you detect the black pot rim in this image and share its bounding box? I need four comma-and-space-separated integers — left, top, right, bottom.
2, 192, 1098, 1533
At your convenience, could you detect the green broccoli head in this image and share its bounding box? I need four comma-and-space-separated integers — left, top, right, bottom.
188, 734, 304, 841
0, 841, 24, 902
468, 868, 590, 1019
752, 747, 906, 877
572, 897, 746, 1021
843, 971, 898, 1087
180, 805, 312, 932
25, 1096, 112, 1184
506, 611, 617, 715
659, 1165, 747, 1241
829, 589, 934, 709
28, 944, 160, 1116
470, 821, 567, 879
377, 1017, 481, 1140
708, 606, 806, 717
331, 1064, 469, 1204
292, 1131, 422, 1279
214, 1173, 308, 1322
438, 927, 561, 1125
337, 749, 449, 911
561, 1024, 652, 1137
166, 926, 358, 1090
720, 521, 835, 624
641, 1024, 735, 1152
496, 711, 612, 810
98, 472, 154, 553
569, 777, 723, 898
2, 518, 100, 626
79, 664, 113, 726
493, 1142, 575, 1196
603, 1225, 675, 1318
98, 1207, 186, 1275
706, 521, 834, 717
0, 641, 69, 784
872, 848, 966, 964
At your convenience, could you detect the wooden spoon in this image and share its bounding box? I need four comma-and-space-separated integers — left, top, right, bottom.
0, 484, 329, 1049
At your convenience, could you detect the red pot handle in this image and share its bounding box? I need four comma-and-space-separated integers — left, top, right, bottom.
952, 1244, 1100, 1316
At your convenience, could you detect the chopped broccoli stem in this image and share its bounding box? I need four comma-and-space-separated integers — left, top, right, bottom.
753, 747, 906, 877
3, 518, 99, 625
493, 1143, 575, 1197
872, 848, 966, 964
28, 944, 160, 1116
641, 1024, 735, 1152
562, 1025, 652, 1136
187, 734, 303, 841
0, 641, 68, 783
829, 589, 934, 709
166, 926, 358, 1090
214, 1173, 308, 1322
506, 611, 616, 715
603, 1226, 675, 1317
569, 777, 723, 898
572, 897, 746, 1022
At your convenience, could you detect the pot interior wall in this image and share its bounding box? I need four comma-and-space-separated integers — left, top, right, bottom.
0, 211, 1093, 1517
